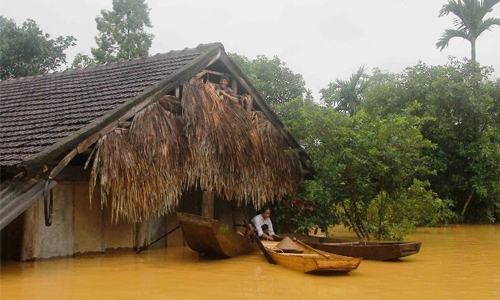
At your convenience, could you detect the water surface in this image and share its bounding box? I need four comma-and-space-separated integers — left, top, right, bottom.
1, 225, 499, 300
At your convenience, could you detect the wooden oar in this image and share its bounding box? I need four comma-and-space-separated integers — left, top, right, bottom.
136, 225, 180, 254
294, 238, 331, 259
244, 220, 276, 264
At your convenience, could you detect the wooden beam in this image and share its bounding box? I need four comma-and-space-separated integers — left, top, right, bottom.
21, 200, 39, 261
195, 69, 226, 78
48, 126, 112, 179
231, 78, 238, 95
202, 191, 214, 219
118, 122, 131, 128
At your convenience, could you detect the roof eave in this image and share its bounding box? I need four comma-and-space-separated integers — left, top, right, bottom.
19, 44, 224, 177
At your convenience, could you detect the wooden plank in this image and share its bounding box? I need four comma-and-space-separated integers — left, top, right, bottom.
295, 239, 330, 259
195, 69, 225, 78
201, 191, 214, 219
231, 77, 237, 95
21, 200, 39, 261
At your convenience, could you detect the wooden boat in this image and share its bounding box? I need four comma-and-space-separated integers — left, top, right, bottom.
260, 238, 362, 274
285, 233, 422, 261
177, 212, 259, 258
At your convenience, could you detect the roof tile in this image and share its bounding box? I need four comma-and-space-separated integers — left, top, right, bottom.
0, 44, 220, 166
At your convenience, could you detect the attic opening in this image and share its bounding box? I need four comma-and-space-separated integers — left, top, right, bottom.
165, 73, 253, 114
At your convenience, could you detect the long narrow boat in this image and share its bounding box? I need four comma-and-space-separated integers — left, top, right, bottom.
177, 212, 259, 258
261, 238, 362, 274
285, 233, 422, 261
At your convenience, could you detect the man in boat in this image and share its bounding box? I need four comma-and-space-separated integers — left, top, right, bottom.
214, 75, 239, 104
251, 205, 282, 241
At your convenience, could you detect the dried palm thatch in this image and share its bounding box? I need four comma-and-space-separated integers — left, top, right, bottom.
90, 77, 304, 222
182, 78, 265, 204
90, 101, 190, 222
249, 111, 303, 208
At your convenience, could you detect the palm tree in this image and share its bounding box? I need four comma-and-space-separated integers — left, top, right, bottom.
437, 0, 500, 61
320, 66, 369, 116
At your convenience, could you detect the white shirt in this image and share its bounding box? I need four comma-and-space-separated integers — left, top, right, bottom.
251, 214, 275, 237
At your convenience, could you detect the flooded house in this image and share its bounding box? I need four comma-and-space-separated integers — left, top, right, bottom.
0, 43, 314, 261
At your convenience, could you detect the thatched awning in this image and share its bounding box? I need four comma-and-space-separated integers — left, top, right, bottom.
90, 78, 304, 222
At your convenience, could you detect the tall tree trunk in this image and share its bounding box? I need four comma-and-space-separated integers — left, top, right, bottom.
126, 11, 131, 60
461, 190, 474, 219
377, 190, 386, 240
350, 194, 369, 239
471, 38, 476, 62
341, 201, 362, 239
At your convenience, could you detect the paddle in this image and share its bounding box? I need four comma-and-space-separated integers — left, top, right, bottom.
136, 225, 181, 254
294, 238, 331, 259
244, 219, 276, 264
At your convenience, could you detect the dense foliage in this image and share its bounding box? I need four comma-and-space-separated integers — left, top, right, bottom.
0, 16, 76, 79
235, 53, 499, 239
277, 97, 456, 239
71, 52, 96, 69
363, 59, 500, 223
91, 0, 154, 64
320, 65, 369, 116
229, 53, 307, 107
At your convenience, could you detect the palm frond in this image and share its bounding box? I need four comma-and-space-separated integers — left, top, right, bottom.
436, 29, 471, 50
477, 17, 500, 35
90, 78, 305, 222
483, 0, 500, 15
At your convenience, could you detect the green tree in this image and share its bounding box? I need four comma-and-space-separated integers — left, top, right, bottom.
91, 0, 154, 64
320, 66, 369, 116
278, 98, 452, 239
437, 0, 500, 61
229, 53, 307, 107
0, 16, 76, 79
364, 59, 500, 223
71, 52, 97, 69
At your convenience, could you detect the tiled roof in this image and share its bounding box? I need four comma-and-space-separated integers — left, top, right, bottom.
0, 43, 221, 167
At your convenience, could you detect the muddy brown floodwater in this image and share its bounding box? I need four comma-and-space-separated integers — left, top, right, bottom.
1, 224, 499, 300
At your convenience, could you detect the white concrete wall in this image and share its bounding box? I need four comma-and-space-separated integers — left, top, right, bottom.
74, 182, 102, 253
37, 183, 74, 259
33, 180, 171, 258
23, 177, 227, 259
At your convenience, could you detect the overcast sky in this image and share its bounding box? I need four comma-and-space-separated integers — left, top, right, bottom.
1, 0, 499, 101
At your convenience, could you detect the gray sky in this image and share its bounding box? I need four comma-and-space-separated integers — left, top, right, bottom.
1, 0, 499, 101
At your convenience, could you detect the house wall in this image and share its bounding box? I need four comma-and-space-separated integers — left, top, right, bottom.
37, 183, 74, 258
17, 179, 171, 260
166, 212, 184, 247
102, 201, 135, 251
73, 182, 102, 253
8, 169, 245, 260
136, 216, 166, 250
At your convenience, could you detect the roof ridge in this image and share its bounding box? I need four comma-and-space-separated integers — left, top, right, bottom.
0, 42, 224, 85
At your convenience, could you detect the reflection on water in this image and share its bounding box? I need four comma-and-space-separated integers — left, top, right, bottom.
1, 225, 499, 300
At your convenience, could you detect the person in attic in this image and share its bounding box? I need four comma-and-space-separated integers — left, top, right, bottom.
214, 75, 239, 104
